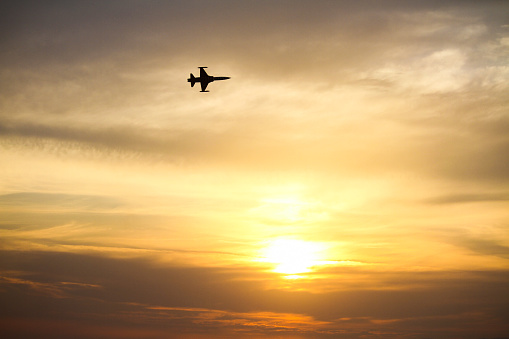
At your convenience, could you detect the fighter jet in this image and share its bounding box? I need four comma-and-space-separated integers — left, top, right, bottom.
187, 67, 230, 92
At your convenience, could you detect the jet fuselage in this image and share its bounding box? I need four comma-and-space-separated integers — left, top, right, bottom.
187, 67, 230, 92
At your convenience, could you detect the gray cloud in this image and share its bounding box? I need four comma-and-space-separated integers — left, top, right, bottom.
425, 192, 509, 204
455, 237, 509, 260
460, 239, 509, 259
2, 1, 507, 75
0, 192, 123, 210
1, 250, 509, 338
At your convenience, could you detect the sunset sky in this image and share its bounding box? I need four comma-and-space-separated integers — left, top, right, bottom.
1, 1, 509, 338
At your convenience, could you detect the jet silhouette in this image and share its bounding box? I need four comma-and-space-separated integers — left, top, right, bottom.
187, 67, 230, 92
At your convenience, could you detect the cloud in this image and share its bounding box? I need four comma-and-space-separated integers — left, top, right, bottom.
1, 1, 508, 171
1, 2, 509, 338
425, 192, 509, 204
0, 192, 123, 210
457, 238, 509, 260
1, 250, 509, 338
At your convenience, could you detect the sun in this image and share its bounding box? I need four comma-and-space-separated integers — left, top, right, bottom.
260, 239, 329, 275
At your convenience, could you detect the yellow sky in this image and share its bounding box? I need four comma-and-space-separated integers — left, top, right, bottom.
1, 1, 509, 338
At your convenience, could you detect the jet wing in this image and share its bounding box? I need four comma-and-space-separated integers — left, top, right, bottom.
200, 81, 209, 92
199, 67, 209, 78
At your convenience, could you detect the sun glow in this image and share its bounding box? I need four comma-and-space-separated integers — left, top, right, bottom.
260, 239, 332, 275
251, 196, 309, 223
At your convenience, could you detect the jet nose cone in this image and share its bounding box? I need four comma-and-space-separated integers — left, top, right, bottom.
214, 76, 230, 81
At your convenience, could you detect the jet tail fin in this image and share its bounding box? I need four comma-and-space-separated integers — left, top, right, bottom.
188, 73, 196, 87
